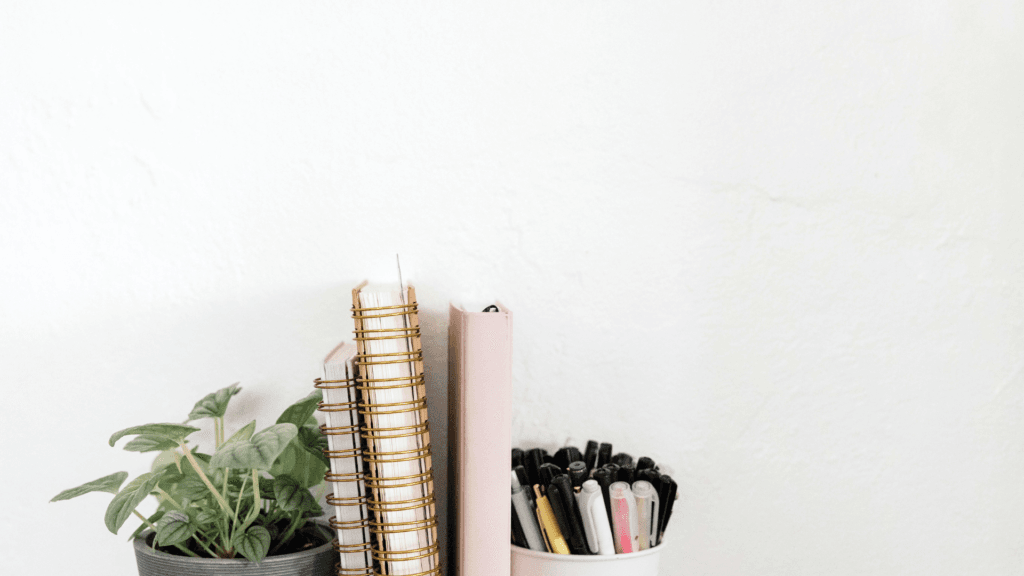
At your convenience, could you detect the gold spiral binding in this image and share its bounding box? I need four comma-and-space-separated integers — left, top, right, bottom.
352, 283, 440, 576
316, 371, 373, 576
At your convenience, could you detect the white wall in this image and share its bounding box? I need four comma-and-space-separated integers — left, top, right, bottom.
2, 2, 1022, 575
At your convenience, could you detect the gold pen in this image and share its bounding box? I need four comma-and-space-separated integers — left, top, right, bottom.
534, 485, 570, 554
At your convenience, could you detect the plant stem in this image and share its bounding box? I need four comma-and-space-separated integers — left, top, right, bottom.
228, 475, 249, 544
193, 534, 218, 558
270, 511, 303, 555
154, 486, 183, 510
178, 442, 236, 522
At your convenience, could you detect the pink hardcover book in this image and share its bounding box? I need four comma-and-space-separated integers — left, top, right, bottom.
448, 303, 513, 576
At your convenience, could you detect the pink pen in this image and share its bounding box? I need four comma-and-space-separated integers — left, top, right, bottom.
608, 481, 639, 553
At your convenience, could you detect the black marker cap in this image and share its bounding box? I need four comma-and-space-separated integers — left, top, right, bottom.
512, 448, 524, 469
611, 453, 634, 468
512, 465, 530, 493
592, 468, 615, 529
568, 461, 588, 489
657, 474, 678, 540
553, 447, 574, 471
637, 468, 661, 492
617, 463, 635, 485
525, 449, 544, 486
550, 475, 589, 554
583, 441, 599, 472
597, 443, 613, 468
543, 453, 555, 465
539, 463, 561, 487
602, 463, 620, 477
636, 456, 656, 471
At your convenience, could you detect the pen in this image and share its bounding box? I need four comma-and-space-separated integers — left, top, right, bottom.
608, 481, 639, 553
616, 463, 636, 485
525, 448, 544, 487
592, 467, 615, 529
511, 501, 528, 548
511, 470, 546, 551
511, 448, 524, 470
568, 461, 588, 490
583, 440, 599, 474
636, 456, 656, 471
597, 443, 613, 468
577, 479, 615, 555
631, 480, 660, 550
611, 452, 634, 468
533, 484, 570, 554
657, 474, 678, 542
550, 474, 590, 554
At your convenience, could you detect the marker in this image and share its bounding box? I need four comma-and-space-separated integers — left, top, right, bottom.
545, 477, 580, 553
583, 440, 599, 474
511, 470, 546, 551
631, 480, 660, 550
512, 465, 530, 495
512, 448, 524, 470
611, 453, 634, 468
592, 468, 615, 529
602, 463, 620, 478
636, 468, 661, 492
657, 474, 678, 542
616, 464, 635, 485
635, 456, 656, 471
568, 461, 588, 490
576, 480, 615, 555
533, 485, 569, 554
539, 463, 561, 487
550, 475, 589, 554
597, 443, 613, 468
511, 502, 527, 547
608, 481, 639, 553
525, 449, 544, 487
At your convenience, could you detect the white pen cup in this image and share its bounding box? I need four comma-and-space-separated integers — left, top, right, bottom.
510, 543, 663, 576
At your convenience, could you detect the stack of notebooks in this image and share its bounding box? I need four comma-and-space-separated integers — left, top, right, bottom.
316, 284, 441, 576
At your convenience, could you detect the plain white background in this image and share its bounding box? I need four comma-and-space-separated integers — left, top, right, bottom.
2, 1, 1023, 575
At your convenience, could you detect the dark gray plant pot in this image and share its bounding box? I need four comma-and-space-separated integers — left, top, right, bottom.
133, 529, 335, 576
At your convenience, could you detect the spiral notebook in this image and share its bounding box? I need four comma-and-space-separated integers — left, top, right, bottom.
351, 283, 441, 576
317, 342, 373, 576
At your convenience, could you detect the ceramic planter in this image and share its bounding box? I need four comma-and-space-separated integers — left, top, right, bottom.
133, 530, 335, 576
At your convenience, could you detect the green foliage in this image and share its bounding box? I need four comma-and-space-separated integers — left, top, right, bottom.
109, 424, 200, 447
188, 383, 241, 420
233, 525, 271, 563
50, 472, 129, 502
209, 424, 297, 471
52, 385, 330, 562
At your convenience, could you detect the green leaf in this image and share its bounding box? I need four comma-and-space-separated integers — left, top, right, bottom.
128, 510, 165, 541
124, 435, 180, 453
194, 510, 219, 528
180, 449, 211, 477
223, 420, 256, 445
151, 449, 180, 474
155, 511, 196, 547
175, 476, 212, 502
109, 424, 200, 448
209, 423, 297, 471
51, 471, 129, 502
268, 442, 297, 477
272, 475, 318, 512
233, 525, 271, 563
104, 472, 163, 534
188, 383, 242, 420
276, 390, 322, 428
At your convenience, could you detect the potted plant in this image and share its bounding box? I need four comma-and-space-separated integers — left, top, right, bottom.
51, 383, 337, 576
